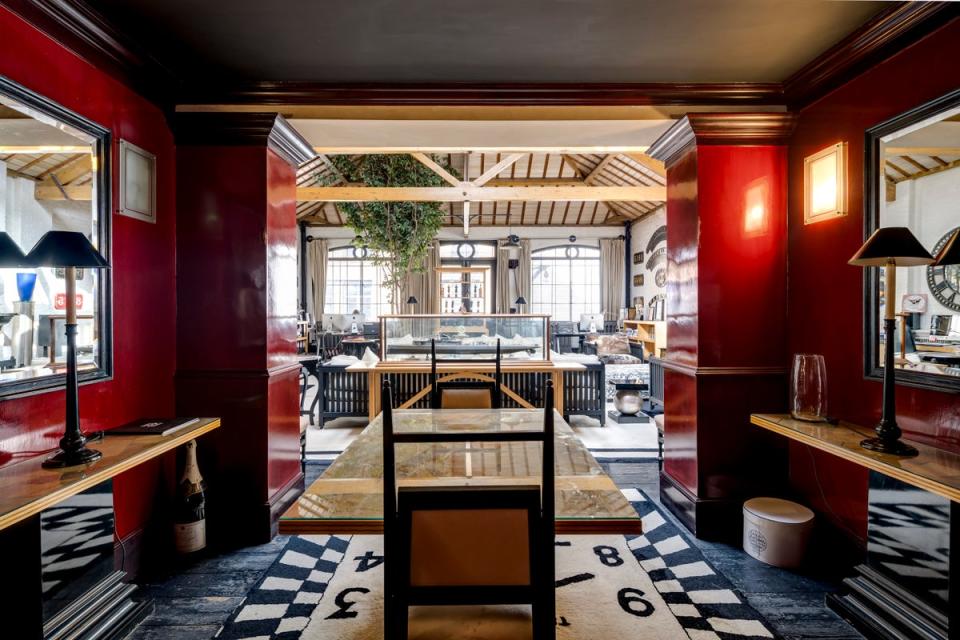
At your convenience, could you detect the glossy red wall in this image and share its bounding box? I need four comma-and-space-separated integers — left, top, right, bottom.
175, 143, 301, 543
787, 17, 960, 542
661, 133, 790, 537
0, 7, 177, 539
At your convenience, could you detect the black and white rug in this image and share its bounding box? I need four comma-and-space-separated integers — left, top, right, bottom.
216, 490, 777, 639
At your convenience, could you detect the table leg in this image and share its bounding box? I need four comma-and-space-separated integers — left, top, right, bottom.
368, 371, 381, 420
551, 370, 564, 415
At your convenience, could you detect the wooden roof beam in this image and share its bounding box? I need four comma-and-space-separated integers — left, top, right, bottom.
297, 184, 664, 203
410, 152, 461, 187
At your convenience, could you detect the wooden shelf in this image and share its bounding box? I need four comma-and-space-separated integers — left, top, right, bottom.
623, 319, 666, 358
751, 414, 960, 503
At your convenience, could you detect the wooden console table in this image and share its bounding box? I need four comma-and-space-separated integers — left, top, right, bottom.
751, 413, 958, 640
750, 413, 959, 503
0, 418, 220, 639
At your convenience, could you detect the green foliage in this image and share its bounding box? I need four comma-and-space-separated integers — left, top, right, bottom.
323, 155, 458, 308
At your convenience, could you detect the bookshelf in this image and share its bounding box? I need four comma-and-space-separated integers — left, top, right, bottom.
623, 319, 667, 358
436, 266, 490, 314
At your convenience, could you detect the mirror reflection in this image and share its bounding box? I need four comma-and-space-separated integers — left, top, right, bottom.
878, 104, 960, 379
0, 94, 103, 386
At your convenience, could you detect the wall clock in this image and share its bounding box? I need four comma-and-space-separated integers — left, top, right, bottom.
927, 227, 960, 311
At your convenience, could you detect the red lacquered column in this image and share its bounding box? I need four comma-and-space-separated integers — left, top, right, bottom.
174, 113, 314, 544
648, 114, 795, 540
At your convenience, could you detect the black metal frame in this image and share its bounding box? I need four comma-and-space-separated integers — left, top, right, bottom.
429, 338, 502, 409
863, 87, 960, 394
0, 74, 113, 399
381, 379, 555, 640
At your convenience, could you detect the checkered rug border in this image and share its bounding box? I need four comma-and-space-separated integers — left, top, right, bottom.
215, 488, 777, 640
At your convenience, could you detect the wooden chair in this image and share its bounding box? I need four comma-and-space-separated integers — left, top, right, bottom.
382, 379, 556, 640
429, 339, 502, 409
319, 331, 342, 361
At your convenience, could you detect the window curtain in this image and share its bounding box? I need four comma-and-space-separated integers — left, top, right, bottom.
599, 236, 625, 323
405, 241, 440, 313
307, 237, 328, 321
518, 239, 531, 312
496, 239, 531, 313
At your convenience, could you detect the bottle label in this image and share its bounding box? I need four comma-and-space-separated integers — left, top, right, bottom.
174, 519, 206, 553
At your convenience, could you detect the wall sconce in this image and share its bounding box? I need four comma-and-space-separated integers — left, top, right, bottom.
804, 142, 847, 225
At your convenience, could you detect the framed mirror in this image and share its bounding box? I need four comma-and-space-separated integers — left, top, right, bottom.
865, 88, 960, 393
0, 75, 112, 398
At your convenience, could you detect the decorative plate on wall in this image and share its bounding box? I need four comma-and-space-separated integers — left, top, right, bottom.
927, 227, 960, 311
655, 269, 666, 288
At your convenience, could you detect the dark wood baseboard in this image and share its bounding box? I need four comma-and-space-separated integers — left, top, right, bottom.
659, 470, 743, 543
114, 527, 146, 580
267, 471, 305, 540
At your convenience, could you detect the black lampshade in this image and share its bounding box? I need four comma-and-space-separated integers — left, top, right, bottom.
515, 296, 527, 305
934, 228, 960, 266
406, 296, 418, 305
848, 227, 934, 267
0, 232, 28, 268
26, 231, 109, 268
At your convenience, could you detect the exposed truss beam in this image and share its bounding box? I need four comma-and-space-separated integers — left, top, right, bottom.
472, 153, 526, 186
885, 146, 960, 156
0, 145, 90, 154
410, 152, 461, 187
35, 183, 92, 200
297, 184, 664, 202
624, 152, 666, 179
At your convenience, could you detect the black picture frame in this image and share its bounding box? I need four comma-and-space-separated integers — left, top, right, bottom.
0, 74, 113, 399
863, 87, 960, 394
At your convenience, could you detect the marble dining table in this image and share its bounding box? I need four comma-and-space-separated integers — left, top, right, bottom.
280, 408, 642, 535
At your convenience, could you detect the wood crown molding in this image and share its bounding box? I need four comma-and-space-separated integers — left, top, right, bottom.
647, 113, 798, 166
176, 82, 784, 108
657, 359, 788, 378
173, 112, 315, 165
0, 0, 178, 103
783, 2, 960, 109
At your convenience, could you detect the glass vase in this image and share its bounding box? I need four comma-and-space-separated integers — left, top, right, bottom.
790, 354, 828, 422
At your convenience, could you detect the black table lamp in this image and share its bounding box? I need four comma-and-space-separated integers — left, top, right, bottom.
0, 232, 28, 266
515, 296, 527, 314
406, 296, 418, 314
26, 231, 110, 468
849, 227, 933, 457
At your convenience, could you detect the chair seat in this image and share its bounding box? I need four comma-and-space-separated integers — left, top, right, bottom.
440, 388, 492, 409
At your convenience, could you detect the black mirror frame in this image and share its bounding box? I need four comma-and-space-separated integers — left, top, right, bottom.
0, 74, 113, 399
863, 87, 960, 394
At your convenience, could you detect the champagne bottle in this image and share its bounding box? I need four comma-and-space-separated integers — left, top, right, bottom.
174, 440, 207, 554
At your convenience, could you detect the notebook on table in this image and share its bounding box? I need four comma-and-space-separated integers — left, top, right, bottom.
107, 417, 201, 437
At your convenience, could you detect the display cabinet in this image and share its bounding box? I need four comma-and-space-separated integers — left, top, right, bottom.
379, 314, 550, 362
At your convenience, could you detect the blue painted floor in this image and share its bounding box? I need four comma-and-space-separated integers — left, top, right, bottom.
128, 459, 863, 639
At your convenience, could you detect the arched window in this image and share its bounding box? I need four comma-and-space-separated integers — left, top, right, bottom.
324, 246, 392, 319
530, 245, 601, 321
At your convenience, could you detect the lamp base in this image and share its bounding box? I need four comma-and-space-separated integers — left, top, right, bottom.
42, 445, 103, 469
859, 436, 918, 458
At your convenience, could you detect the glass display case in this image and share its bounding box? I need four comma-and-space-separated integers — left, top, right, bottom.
379, 314, 550, 362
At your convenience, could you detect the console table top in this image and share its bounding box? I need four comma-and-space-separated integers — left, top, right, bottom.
0, 418, 221, 530
751, 413, 960, 503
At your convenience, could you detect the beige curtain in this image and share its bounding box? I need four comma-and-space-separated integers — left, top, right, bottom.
599, 237, 625, 322
307, 237, 328, 320
405, 241, 440, 313
517, 239, 531, 312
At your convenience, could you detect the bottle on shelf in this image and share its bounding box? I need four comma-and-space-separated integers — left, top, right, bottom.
173, 440, 207, 555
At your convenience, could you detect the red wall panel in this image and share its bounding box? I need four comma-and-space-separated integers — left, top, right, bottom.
0, 7, 177, 538
787, 18, 960, 542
